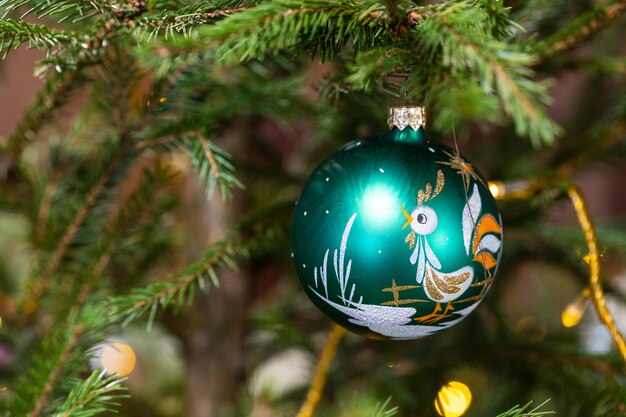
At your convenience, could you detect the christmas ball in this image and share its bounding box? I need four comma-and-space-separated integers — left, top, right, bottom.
291, 106, 503, 340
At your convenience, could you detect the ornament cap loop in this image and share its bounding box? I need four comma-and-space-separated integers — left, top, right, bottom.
387, 105, 426, 131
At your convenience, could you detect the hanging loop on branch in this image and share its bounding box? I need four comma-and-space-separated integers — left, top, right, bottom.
567, 185, 626, 364
488, 179, 626, 365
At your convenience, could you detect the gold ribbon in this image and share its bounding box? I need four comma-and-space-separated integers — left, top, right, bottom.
567, 185, 626, 363
296, 324, 347, 417
489, 179, 626, 364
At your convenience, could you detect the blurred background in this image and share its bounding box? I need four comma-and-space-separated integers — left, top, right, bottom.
1, 2, 626, 417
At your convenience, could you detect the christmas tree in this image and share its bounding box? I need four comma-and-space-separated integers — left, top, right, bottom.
1, 0, 626, 416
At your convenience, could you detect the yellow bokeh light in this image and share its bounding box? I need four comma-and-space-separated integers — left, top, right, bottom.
561, 294, 589, 328
101, 342, 136, 377
434, 381, 472, 417
487, 181, 501, 199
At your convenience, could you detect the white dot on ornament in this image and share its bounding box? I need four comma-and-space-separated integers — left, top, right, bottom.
290, 252, 294, 258
361, 184, 398, 227
303, 264, 306, 268
379, 168, 385, 173
326, 177, 329, 182
378, 250, 382, 254
100, 342, 136, 377
325, 209, 329, 214
304, 211, 307, 216
429, 147, 435, 153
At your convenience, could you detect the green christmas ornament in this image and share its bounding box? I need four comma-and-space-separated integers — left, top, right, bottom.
291, 105, 503, 340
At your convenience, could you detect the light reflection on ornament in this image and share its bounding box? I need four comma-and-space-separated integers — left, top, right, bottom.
434, 381, 472, 417
360, 184, 398, 227
101, 342, 136, 377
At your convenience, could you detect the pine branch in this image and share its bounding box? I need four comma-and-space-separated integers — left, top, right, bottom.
371, 397, 398, 417
10, 305, 115, 417
57, 162, 177, 316
475, 0, 524, 40
557, 121, 626, 175
112, 200, 292, 328
51, 370, 128, 417
1, 68, 85, 175
135, 134, 244, 199
0, 0, 115, 22
35, 173, 61, 245
183, 0, 392, 63
133, 3, 247, 40
512, 0, 569, 30
0, 0, 154, 172
496, 400, 554, 417
533, 0, 626, 63
21, 144, 131, 320
551, 87, 626, 174
416, 2, 561, 145
0, 18, 118, 175
0, 19, 81, 58
329, 2, 558, 144
19, 323, 85, 417
12, 168, 172, 414
182, 136, 244, 199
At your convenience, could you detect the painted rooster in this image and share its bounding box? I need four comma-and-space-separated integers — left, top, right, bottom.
403, 170, 502, 323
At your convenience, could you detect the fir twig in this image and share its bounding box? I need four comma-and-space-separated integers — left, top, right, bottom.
419, 2, 561, 145
533, 0, 626, 63
73, 239, 118, 309
1, 69, 84, 175
10, 305, 115, 416
556, 120, 626, 176
0, 0, 114, 22
52, 370, 128, 417
28, 324, 84, 417
112, 200, 291, 327
371, 397, 398, 417
496, 400, 554, 417
0, 19, 81, 57
187, 0, 391, 63
22, 145, 130, 320
35, 174, 60, 245
0, 18, 119, 175
183, 136, 244, 199
57, 163, 177, 317
134, 4, 247, 39
14, 168, 172, 416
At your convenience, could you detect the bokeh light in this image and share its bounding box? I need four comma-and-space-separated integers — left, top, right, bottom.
101, 342, 136, 377
434, 380, 472, 417
562, 299, 585, 328
487, 181, 501, 199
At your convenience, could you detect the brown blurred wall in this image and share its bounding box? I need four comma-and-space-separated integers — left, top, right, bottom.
0, 47, 42, 139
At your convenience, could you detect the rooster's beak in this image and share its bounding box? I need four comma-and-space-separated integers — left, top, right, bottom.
401, 206, 413, 230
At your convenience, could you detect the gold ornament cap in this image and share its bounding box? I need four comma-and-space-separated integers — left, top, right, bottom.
387, 105, 426, 131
